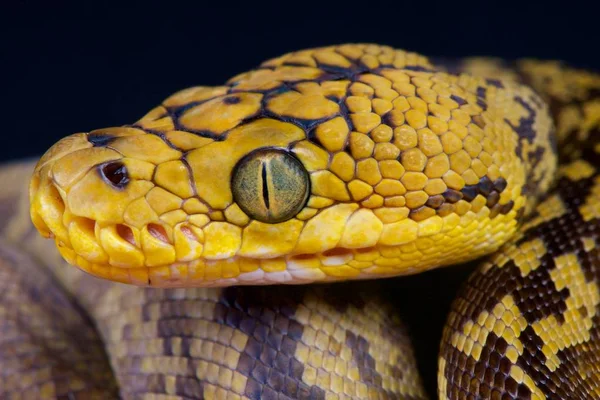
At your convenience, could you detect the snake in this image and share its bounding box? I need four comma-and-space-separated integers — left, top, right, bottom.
0, 43, 598, 399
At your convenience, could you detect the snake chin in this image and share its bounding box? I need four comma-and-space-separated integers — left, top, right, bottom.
39, 233, 402, 288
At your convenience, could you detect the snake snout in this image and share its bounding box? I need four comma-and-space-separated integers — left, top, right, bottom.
29, 174, 67, 242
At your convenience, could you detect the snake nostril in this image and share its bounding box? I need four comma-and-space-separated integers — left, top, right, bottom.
116, 224, 136, 246
100, 161, 129, 188
148, 223, 170, 244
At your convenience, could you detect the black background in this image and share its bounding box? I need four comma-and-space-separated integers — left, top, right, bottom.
2, 1, 599, 162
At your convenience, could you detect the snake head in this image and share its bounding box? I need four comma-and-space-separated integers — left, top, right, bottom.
29, 45, 556, 287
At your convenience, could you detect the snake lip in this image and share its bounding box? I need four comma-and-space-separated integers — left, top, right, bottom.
30, 176, 67, 241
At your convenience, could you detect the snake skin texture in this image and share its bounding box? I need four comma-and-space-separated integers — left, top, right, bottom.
439, 60, 600, 399
1, 167, 427, 399
0, 44, 598, 399
29, 44, 556, 287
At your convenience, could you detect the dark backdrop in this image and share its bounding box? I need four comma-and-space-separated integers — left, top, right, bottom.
2, 1, 599, 162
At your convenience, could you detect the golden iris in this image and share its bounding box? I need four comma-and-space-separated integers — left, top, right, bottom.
231, 148, 310, 223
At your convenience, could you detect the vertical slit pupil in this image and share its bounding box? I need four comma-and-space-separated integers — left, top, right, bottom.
261, 161, 270, 210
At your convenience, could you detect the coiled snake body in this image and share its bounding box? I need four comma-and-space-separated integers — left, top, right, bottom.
1, 44, 599, 399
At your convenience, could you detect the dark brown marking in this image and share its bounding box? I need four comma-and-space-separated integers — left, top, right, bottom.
346, 331, 384, 387
486, 78, 504, 88
88, 133, 116, 147
426, 195, 445, 209
450, 95, 467, 106
410, 206, 435, 221
224, 95, 242, 105
475, 87, 488, 110
472, 115, 486, 129
443, 160, 600, 399
500, 200, 515, 215
436, 203, 455, 217
486, 191, 500, 208
443, 189, 463, 203
478, 176, 493, 196
461, 185, 478, 202
404, 65, 435, 73
506, 96, 537, 158
493, 177, 508, 193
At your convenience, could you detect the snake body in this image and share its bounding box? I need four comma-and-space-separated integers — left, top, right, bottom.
0, 44, 598, 399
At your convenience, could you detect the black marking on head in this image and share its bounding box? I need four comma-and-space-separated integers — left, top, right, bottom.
506, 96, 537, 158
403, 65, 435, 73
475, 87, 488, 110
257, 85, 292, 97
248, 110, 337, 134
316, 64, 367, 80
99, 161, 129, 189
486, 78, 504, 88
231, 87, 341, 134
167, 101, 211, 119
184, 129, 226, 141
337, 94, 354, 128
306, 128, 325, 148
450, 94, 467, 106
88, 133, 116, 147
472, 115, 486, 129
223, 96, 241, 105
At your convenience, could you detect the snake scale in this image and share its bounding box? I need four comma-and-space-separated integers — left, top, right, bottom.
0, 44, 599, 399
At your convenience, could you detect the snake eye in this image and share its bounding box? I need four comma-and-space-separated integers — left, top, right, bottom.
100, 161, 129, 188
232, 148, 310, 224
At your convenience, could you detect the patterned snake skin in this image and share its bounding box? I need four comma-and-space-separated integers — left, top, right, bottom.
0, 44, 598, 399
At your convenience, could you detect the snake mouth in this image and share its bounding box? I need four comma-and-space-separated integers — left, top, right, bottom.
28, 181, 400, 287
29, 177, 383, 286
44, 243, 404, 288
